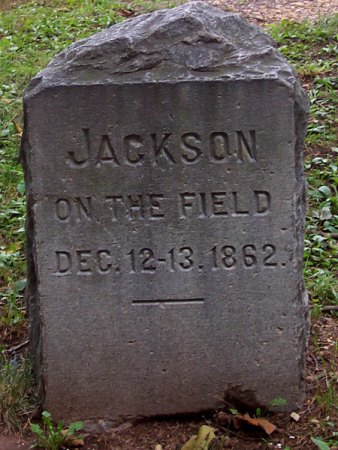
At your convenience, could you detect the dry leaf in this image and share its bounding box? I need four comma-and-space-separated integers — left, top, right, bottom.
61, 429, 72, 441
290, 412, 300, 422
120, 9, 134, 17
155, 445, 163, 450
181, 425, 216, 450
1, 97, 10, 103
61, 430, 84, 446
5, 242, 22, 254
12, 120, 23, 135
68, 438, 85, 447
234, 413, 276, 435
232, 416, 242, 429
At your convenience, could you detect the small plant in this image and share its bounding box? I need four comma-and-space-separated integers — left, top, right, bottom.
31, 411, 84, 450
255, 397, 288, 418
267, 397, 288, 409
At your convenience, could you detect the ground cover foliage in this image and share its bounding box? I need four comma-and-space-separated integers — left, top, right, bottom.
0, 1, 338, 449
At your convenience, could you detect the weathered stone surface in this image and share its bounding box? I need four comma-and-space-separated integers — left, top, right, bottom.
20, 1, 310, 423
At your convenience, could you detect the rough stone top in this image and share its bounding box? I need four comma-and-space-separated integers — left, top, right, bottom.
26, 1, 298, 97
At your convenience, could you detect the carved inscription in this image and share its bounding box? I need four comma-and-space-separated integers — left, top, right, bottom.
54, 191, 271, 222
68, 129, 257, 168
54, 244, 284, 276
55, 197, 92, 222
105, 194, 165, 222
55, 250, 113, 276
53, 125, 283, 300
132, 298, 205, 305
179, 191, 270, 218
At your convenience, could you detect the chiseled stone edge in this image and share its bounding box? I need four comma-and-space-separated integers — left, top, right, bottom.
24, 1, 300, 97
20, 107, 45, 402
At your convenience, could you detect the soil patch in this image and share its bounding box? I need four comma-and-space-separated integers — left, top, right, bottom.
0, 435, 31, 450
304, 144, 335, 159
199, 0, 338, 25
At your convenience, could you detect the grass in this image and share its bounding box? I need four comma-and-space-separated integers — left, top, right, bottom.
0, 0, 338, 444
0, 356, 37, 433
269, 17, 338, 312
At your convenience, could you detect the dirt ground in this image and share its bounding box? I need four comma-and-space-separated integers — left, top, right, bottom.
1, 0, 338, 21
201, 0, 338, 25
1, 0, 338, 449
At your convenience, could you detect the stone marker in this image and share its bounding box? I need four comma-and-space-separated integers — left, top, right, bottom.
20, 1, 310, 423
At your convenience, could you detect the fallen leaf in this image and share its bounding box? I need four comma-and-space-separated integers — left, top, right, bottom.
68, 438, 85, 447
232, 415, 242, 429
290, 412, 300, 422
155, 445, 163, 450
233, 413, 276, 435
120, 9, 134, 17
5, 242, 22, 254
61, 430, 85, 446
1, 97, 10, 103
12, 120, 23, 135
181, 425, 216, 450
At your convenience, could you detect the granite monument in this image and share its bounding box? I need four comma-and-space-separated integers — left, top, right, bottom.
20, 1, 309, 423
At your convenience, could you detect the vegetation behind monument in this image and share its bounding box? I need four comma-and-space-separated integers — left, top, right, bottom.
0, 1, 338, 448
